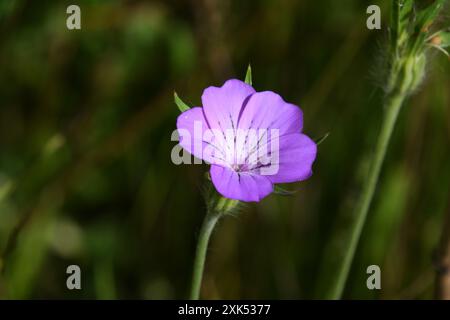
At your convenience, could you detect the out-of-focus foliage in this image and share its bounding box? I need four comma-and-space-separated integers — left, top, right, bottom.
0, 0, 449, 299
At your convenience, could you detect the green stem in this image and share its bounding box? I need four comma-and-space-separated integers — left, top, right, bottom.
189, 195, 239, 299
189, 209, 222, 300
330, 91, 405, 299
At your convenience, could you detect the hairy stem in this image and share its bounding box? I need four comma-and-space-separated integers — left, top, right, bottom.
189, 209, 222, 300
189, 194, 238, 299
328, 0, 447, 298
331, 90, 405, 299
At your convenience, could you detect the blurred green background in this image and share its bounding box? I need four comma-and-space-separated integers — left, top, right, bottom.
0, 0, 449, 299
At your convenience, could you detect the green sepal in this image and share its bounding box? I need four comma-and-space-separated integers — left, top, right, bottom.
274, 185, 297, 196
174, 91, 190, 112
314, 132, 330, 146
244, 64, 252, 86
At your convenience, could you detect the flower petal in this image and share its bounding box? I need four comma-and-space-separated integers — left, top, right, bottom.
210, 165, 273, 202
200, 79, 255, 165
237, 91, 303, 136
176, 107, 226, 165
255, 133, 317, 184
202, 79, 255, 129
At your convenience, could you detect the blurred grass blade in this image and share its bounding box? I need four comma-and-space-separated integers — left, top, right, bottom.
174, 91, 190, 112
0, 0, 20, 22
244, 64, 252, 85
0, 179, 13, 202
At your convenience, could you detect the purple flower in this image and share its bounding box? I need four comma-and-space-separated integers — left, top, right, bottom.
176, 79, 317, 202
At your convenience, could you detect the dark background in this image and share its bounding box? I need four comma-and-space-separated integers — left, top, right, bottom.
0, 0, 449, 299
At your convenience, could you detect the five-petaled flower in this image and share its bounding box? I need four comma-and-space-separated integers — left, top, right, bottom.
176, 79, 317, 202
